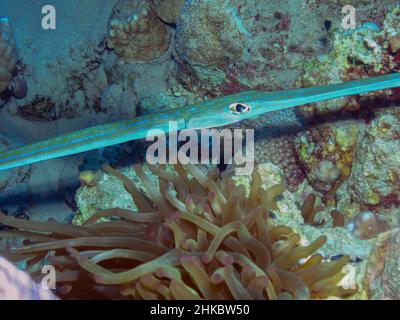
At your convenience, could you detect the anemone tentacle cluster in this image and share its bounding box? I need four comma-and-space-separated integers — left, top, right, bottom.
0, 163, 355, 300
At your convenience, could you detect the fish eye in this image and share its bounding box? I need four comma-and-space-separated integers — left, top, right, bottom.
228, 103, 251, 115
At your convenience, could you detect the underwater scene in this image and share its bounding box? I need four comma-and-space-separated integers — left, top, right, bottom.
0, 0, 399, 301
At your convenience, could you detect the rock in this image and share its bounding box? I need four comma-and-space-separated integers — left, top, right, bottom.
100, 84, 137, 118
0, 18, 18, 94
346, 211, 389, 240
100, 84, 123, 111
349, 108, 400, 208
174, 0, 330, 94
82, 65, 108, 106
9, 76, 27, 99
120, 88, 138, 117
107, 0, 171, 63
389, 34, 400, 53
74, 164, 159, 225
364, 228, 400, 299
152, 0, 184, 24
299, 8, 400, 121
137, 92, 185, 115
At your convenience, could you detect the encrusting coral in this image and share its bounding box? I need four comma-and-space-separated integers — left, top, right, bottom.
0, 163, 356, 300
107, 0, 171, 63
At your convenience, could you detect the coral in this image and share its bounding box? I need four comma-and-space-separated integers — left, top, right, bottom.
295, 121, 360, 202
107, 0, 171, 63
0, 163, 355, 300
346, 211, 389, 240
383, 7, 400, 39
313, 160, 340, 184
294, 7, 400, 218
364, 228, 400, 299
333, 25, 390, 74
291, 8, 400, 219
79, 171, 100, 188
151, 0, 185, 25
254, 136, 305, 189
349, 108, 400, 208
299, 7, 400, 120
174, 0, 332, 94
0, 18, 18, 94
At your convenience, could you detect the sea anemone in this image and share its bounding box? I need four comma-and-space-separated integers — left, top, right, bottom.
0, 163, 356, 300
301, 194, 346, 228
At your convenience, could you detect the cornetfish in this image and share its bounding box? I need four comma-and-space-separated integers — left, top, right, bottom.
0, 73, 399, 171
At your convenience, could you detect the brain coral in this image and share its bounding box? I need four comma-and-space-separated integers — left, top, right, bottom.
107, 0, 171, 63
254, 136, 305, 189
0, 18, 18, 94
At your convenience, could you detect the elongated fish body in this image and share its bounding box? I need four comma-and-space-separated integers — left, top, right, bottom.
0, 73, 399, 171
